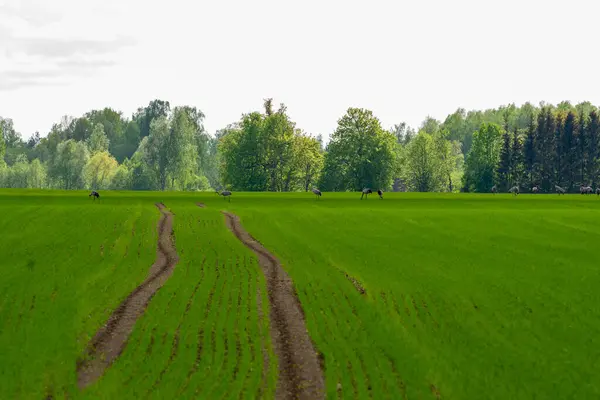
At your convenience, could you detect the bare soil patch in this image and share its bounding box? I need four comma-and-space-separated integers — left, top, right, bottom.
196, 203, 206, 208
76, 203, 179, 389
223, 212, 325, 400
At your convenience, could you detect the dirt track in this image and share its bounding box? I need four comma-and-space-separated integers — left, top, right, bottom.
76, 203, 179, 389
223, 212, 325, 400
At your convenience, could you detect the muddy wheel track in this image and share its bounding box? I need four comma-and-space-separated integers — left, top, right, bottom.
76, 203, 179, 389
223, 212, 325, 400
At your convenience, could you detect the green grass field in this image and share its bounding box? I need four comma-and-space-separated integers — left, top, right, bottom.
1, 190, 599, 399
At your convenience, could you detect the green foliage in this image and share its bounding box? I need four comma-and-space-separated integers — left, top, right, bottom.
27, 159, 47, 188
109, 164, 132, 190
463, 123, 502, 192
4, 99, 600, 193
0, 124, 5, 161
497, 130, 511, 190
403, 132, 437, 192
218, 101, 319, 192
85, 151, 119, 190
320, 108, 396, 191
49, 140, 89, 189
86, 123, 110, 155
400, 129, 463, 192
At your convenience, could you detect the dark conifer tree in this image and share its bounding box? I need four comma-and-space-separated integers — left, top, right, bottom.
497, 130, 511, 190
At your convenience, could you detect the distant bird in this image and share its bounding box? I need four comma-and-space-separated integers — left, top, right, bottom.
377, 189, 383, 199
89, 191, 100, 201
555, 185, 566, 195
581, 185, 593, 195
311, 188, 322, 199
532, 186, 540, 193
219, 190, 232, 202
361, 188, 372, 200
491, 185, 497, 195
508, 186, 519, 196
597, 188, 600, 196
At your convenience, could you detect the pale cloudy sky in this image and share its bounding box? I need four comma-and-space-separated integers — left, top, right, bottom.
1, 0, 599, 140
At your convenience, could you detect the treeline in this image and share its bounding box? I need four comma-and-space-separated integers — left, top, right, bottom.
1, 100, 598, 193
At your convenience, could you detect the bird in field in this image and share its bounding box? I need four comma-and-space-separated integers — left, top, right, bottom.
219, 190, 232, 202
377, 189, 383, 199
361, 188, 372, 200
89, 191, 100, 201
555, 185, 566, 195
508, 186, 519, 196
312, 188, 322, 199
532, 186, 540, 193
491, 185, 497, 194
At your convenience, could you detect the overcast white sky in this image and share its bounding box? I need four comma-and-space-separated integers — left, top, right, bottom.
1, 0, 599, 140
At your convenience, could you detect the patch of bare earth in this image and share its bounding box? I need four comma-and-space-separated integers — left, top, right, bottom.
76, 202, 179, 389
196, 202, 206, 208
223, 212, 325, 400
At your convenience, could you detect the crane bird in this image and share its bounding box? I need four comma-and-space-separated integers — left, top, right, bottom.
555, 185, 566, 195
581, 185, 593, 195
597, 188, 600, 196
532, 186, 540, 193
491, 185, 497, 194
508, 185, 519, 196
219, 190, 232, 202
377, 189, 383, 199
89, 191, 100, 201
311, 188, 322, 199
361, 188, 372, 200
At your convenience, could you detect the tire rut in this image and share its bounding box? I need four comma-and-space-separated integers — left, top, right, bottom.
76, 203, 179, 389
223, 212, 325, 400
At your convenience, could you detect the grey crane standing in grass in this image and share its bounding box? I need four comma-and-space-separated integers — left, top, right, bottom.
597, 188, 600, 196
508, 185, 519, 196
532, 186, 540, 193
89, 191, 100, 201
218, 190, 232, 202
555, 185, 566, 195
361, 188, 373, 200
491, 185, 497, 194
377, 189, 383, 199
581, 185, 593, 195
311, 188, 322, 199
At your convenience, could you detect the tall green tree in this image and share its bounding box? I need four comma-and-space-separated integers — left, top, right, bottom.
218, 115, 267, 191
0, 124, 5, 164
559, 111, 578, 189
48, 140, 89, 189
86, 123, 110, 154
27, 159, 47, 188
85, 151, 118, 189
167, 107, 199, 189
534, 107, 557, 191
586, 111, 600, 187
403, 132, 438, 192
320, 108, 396, 191
134, 99, 171, 139
261, 101, 296, 191
497, 130, 511, 190
510, 129, 524, 188
431, 129, 462, 192
524, 119, 536, 186
144, 117, 171, 191
463, 123, 502, 192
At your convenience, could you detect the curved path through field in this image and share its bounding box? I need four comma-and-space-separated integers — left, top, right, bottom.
77, 203, 179, 389
223, 211, 325, 400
